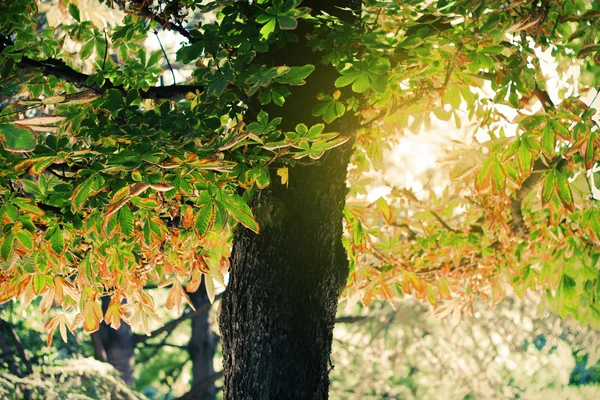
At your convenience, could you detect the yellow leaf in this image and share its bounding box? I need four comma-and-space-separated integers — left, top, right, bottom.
14, 116, 66, 126
104, 298, 123, 330
277, 167, 289, 188
83, 299, 103, 333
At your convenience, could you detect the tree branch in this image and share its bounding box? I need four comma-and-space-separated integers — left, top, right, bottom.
509, 159, 547, 235
175, 370, 225, 400
0, 318, 33, 375
133, 292, 222, 345
16, 55, 202, 100
334, 315, 370, 324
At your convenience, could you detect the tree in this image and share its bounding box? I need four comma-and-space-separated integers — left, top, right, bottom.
0, 0, 599, 398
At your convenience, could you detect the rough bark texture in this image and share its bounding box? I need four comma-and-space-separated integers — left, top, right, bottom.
188, 282, 217, 400
219, 1, 360, 398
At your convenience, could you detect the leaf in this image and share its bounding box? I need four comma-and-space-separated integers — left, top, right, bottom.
274, 65, 314, 85
71, 175, 95, 212
335, 72, 359, 88
15, 230, 34, 251
205, 274, 216, 303
1, 234, 14, 261
277, 167, 289, 187
541, 169, 556, 206
195, 202, 215, 237
555, 171, 574, 211
81, 38, 95, 60
517, 140, 533, 174
259, 18, 277, 40
14, 116, 66, 126
30, 157, 58, 176
217, 192, 260, 233
68, 3, 80, 21
45, 314, 72, 347
166, 280, 194, 315
549, 119, 570, 139
46, 225, 65, 255
278, 15, 298, 30
186, 268, 203, 293
352, 73, 370, 93
541, 123, 555, 157
492, 159, 505, 193
104, 298, 122, 330
83, 299, 103, 333
42, 95, 66, 105
0, 123, 35, 151
119, 205, 135, 237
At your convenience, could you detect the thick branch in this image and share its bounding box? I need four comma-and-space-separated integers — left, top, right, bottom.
16, 56, 201, 100
509, 160, 546, 235
0, 318, 33, 375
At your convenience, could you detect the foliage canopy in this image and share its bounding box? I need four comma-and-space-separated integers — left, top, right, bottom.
0, 0, 599, 346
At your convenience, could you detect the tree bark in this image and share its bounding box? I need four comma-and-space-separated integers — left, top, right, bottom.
188, 282, 217, 400
93, 297, 135, 386
219, 1, 360, 398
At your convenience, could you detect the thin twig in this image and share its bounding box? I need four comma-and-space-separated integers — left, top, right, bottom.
102, 29, 109, 71
133, 292, 222, 344
175, 370, 225, 400
154, 30, 176, 85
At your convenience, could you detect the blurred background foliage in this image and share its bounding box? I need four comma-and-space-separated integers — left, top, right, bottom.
2, 292, 600, 399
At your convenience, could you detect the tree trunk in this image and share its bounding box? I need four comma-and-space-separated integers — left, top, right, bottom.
188, 282, 217, 399
219, 2, 359, 398
93, 297, 135, 386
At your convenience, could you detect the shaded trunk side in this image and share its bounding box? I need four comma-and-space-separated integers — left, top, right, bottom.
188, 282, 217, 400
220, 143, 354, 399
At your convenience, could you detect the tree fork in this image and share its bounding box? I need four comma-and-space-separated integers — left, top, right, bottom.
219, 1, 360, 398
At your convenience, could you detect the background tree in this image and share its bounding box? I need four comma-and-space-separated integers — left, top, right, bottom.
0, 0, 599, 398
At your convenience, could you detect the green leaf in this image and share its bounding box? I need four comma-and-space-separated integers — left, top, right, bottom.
275, 65, 314, 85
30, 156, 58, 176
71, 175, 95, 212
555, 171, 574, 211
0, 123, 35, 151
277, 15, 298, 30
46, 226, 65, 255
195, 202, 215, 237
312, 98, 345, 123
549, 119, 570, 139
334, 73, 358, 88
15, 230, 34, 251
259, 18, 277, 40
307, 124, 325, 140
541, 169, 556, 205
1, 234, 14, 261
81, 38, 95, 60
352, 73, 370, 93
541, 123, 555, 157
119, 206, 135, 237
68, 3, 81, 22
492, 159, 505, 193
217, 192, 259, 233
1, 202, 19, 223
254, 168, 270, 189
